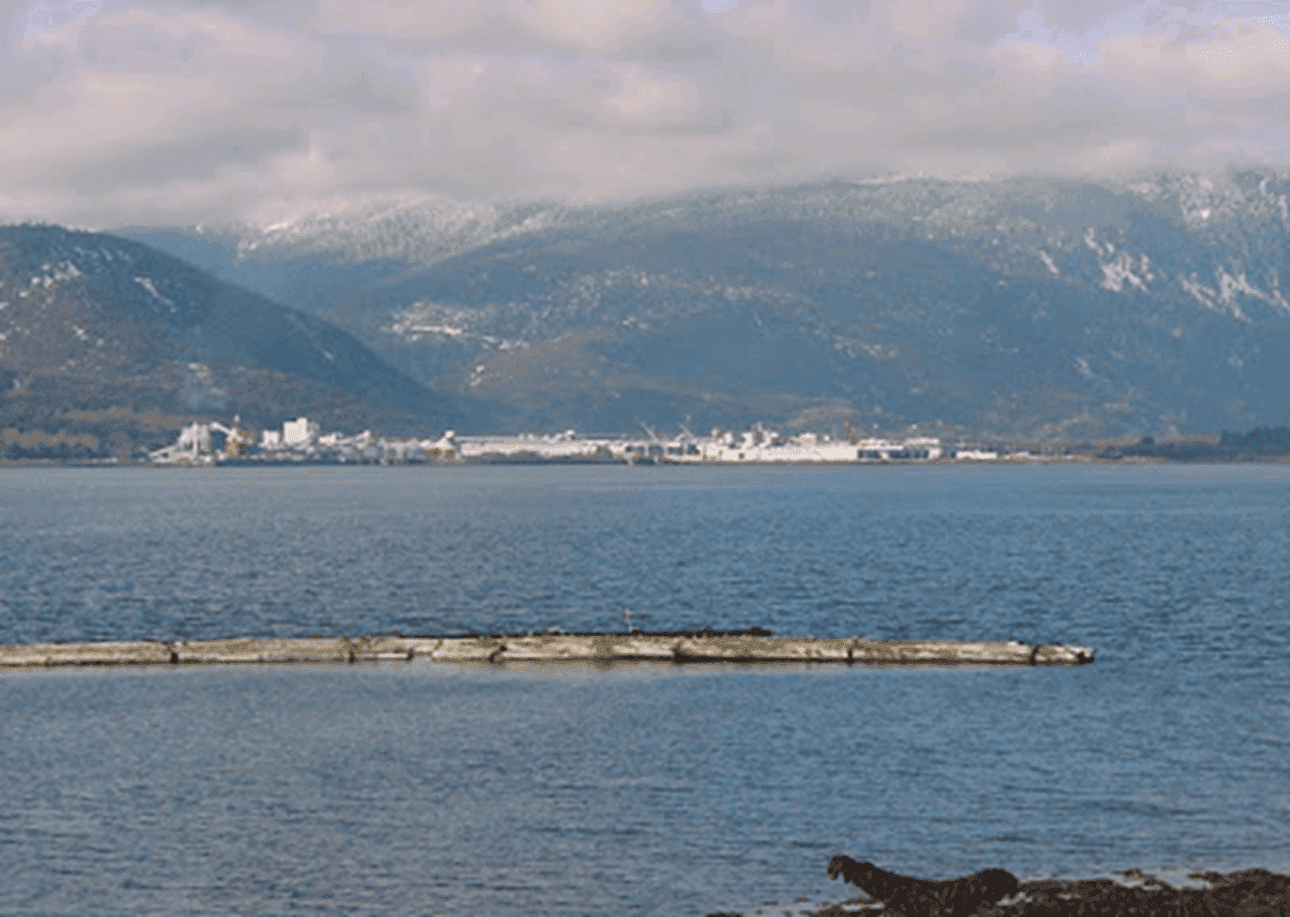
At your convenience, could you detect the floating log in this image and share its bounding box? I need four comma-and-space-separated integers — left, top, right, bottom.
0, 640, 176, 667
0, 632, 1094, 668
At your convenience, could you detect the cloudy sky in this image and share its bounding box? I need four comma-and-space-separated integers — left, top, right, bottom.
1, 0, 1289, 227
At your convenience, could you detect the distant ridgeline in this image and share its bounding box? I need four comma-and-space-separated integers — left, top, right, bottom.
121, 169, 1290, 440
1221, 426, 1290, 450
1100, 426, 1290, 461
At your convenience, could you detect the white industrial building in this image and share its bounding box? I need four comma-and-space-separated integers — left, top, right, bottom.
282, 417, 320, 446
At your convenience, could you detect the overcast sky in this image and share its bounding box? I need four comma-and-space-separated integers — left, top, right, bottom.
2, 0, 1289, 227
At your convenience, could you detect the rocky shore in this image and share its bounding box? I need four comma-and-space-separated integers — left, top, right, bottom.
789, 868, 1290, 917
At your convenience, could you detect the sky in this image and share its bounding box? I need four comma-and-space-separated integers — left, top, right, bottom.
1, 0, 1290, 228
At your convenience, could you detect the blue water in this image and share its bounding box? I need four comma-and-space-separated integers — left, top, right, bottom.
1, 464, 1288, 916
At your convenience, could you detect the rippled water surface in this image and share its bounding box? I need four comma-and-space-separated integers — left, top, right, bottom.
2, 464, 1289, 916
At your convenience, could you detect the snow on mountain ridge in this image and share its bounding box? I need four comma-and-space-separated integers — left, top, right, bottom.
0, 224, 453, 431
108, 170, 1290, 437
221, 196, 573, 265
153, 167, 1290, 283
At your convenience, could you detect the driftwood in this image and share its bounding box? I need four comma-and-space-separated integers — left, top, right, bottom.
0, 631, 1094, 668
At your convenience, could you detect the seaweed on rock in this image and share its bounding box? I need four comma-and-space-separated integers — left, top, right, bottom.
796, 865, 1290, 917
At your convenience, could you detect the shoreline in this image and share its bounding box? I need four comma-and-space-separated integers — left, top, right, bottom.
788, 867, 1290, 917
5, 453, 1290, 468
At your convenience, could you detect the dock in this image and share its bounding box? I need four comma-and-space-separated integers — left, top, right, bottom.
0, 631, 1094, 668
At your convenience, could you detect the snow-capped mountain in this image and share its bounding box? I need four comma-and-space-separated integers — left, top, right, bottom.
0, 225, 455, 447
119, 169, 1290, 439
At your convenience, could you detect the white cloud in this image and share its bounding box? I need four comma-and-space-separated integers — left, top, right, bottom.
507, 0, 684, 52
3, 1, 102, 46
0, 0, 1289, 227
310, 0, 498, 42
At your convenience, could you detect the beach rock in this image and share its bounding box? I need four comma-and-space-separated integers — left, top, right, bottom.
979, 868, 1290, 917
804, 867, 1290, 917
827, 857, 1019, 917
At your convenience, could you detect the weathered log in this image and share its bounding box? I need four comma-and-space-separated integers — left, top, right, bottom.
173, 637, 351, 664
674, 636, 856, 662
0, 633, 1095, 668
0, 640, 175, 667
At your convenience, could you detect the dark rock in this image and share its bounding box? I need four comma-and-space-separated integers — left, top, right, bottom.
827, 856, 1019, 917
976, 868, 1290, 917
807, 862, 1290, 917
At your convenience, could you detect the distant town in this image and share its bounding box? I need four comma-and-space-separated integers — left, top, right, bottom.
7, 413, 1286, 466
146, 416, 1016, 466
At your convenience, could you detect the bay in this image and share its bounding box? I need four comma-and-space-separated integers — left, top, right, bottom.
1, 464, 1288, 916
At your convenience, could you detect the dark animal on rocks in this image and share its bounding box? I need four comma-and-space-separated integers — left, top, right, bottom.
827, 856, 1019, 917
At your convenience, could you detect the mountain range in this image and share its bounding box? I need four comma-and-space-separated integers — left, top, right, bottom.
117, 168, 1290, 441
5, 169, 1290, 456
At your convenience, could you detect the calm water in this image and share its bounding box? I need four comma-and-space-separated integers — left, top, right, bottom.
1, 464, 1288, 916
